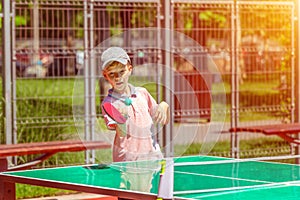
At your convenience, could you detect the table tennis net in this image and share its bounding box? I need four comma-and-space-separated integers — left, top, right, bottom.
109, 159, 162, 173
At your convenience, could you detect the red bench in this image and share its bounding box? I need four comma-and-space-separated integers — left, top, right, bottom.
229, 123, 300, 161
229, 123, 300, 145
0, 140, 111, 172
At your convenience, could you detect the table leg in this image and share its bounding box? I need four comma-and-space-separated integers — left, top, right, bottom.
0, 178, 16, 200
0, 158, 8, 172
295, 133, 300, 164
0, 158, 15, 200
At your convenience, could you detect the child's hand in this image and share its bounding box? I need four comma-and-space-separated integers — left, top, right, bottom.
153, 101, 170, 125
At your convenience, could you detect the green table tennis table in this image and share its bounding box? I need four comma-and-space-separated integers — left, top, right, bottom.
1, 155, 300, 200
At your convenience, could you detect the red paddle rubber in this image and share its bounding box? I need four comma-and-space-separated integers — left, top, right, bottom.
102, 102, 127, 124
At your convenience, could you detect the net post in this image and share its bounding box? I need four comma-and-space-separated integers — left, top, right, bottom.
157, 157, 174, 200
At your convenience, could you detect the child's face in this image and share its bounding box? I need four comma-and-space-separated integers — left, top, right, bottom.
103, 63, 132, 93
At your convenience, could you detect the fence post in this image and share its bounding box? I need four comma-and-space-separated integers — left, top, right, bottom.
89, 1, 96, 164
162, 0, 174, 157
1, 0, 12, 146
294, 0, 300, 164
83, 0, 92, 164
230, 0, 239, 159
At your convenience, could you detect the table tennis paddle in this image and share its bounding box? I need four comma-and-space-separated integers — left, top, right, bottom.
102, 102, 127, 124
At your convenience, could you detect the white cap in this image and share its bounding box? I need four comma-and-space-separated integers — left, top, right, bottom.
101, 47, 131, 70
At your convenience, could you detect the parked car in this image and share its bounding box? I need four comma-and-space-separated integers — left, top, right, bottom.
13, 39, 83, 77
46, 51, 76, 77
15, 49, 54, 77
0, 49, 53, 78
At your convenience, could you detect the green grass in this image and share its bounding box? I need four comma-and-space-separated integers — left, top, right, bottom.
14, 77, 285, 124
176, 137, 290, 160
16, 185, 77, 199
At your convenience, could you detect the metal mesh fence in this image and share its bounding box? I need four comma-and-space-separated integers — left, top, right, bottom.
237, 2, 294, 122
13, 1, 85, 146
234, 1, 295, 157
0, 0, 298, 165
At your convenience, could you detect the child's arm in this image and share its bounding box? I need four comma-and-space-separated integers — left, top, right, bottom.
142, 87, 170, 125
102, 102, 128, 136
153, 101, 170, 125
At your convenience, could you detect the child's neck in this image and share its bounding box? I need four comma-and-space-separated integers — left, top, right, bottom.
114, 85, 131, 96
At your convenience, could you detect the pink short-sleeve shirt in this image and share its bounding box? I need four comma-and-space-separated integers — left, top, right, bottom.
102, 84, 163, 162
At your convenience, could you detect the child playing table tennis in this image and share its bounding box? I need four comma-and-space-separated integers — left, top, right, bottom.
101, 47, 170, 163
